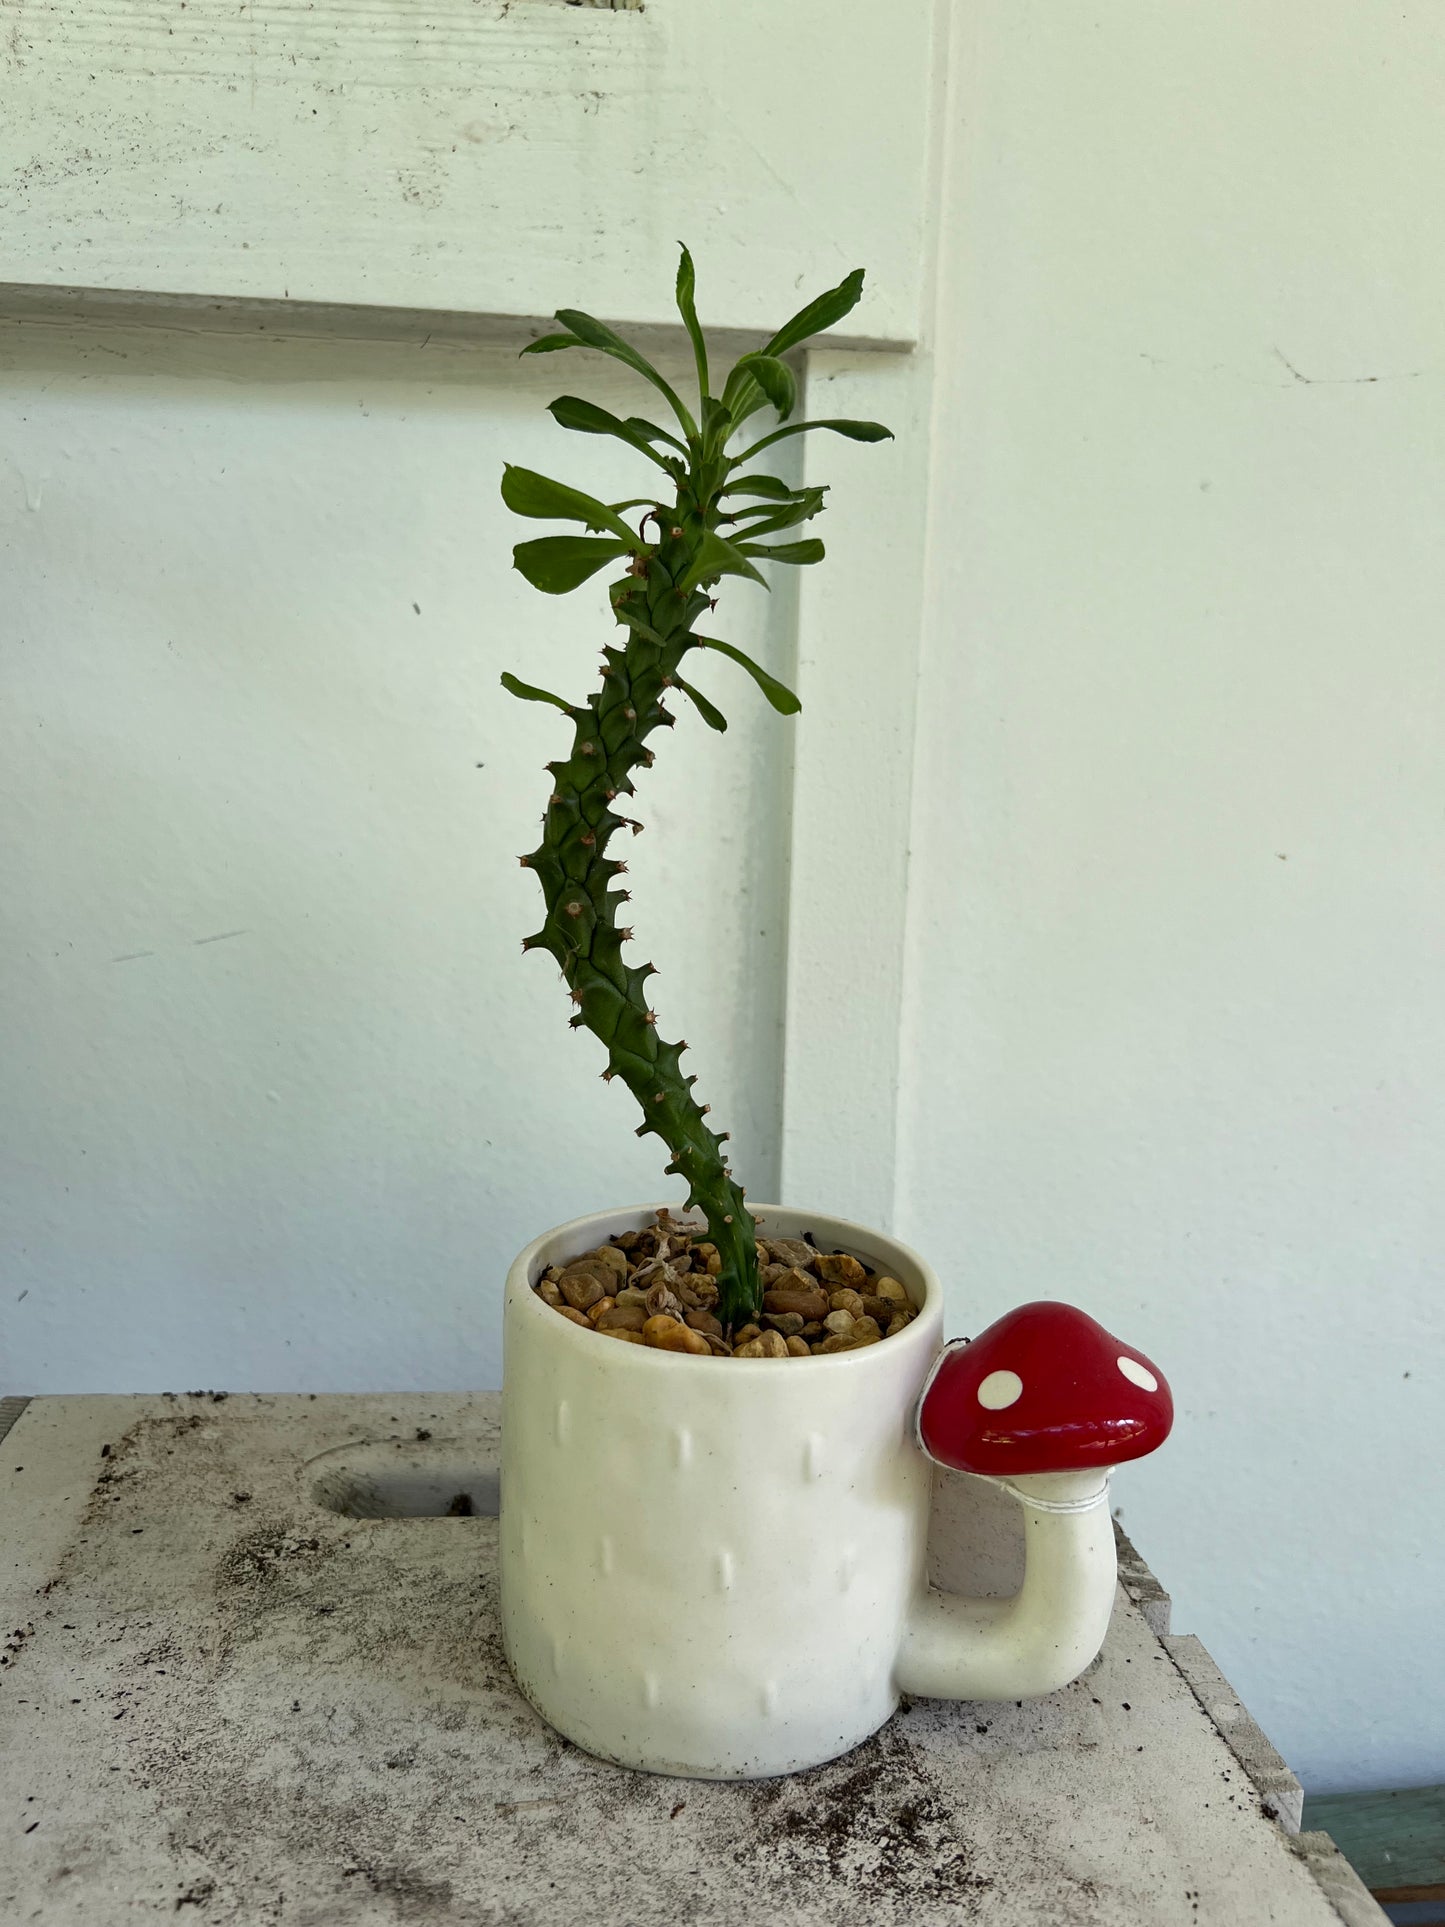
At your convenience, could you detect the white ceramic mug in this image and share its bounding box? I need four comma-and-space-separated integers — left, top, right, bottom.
500, 1204, 1117, 1779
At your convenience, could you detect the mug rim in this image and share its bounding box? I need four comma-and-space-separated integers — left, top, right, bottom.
506, 1201, 941, 1371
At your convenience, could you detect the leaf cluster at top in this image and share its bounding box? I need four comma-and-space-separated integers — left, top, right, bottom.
501, 247, 892, 727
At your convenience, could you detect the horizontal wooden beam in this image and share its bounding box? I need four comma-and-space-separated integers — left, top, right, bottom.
0, 0, 931, 343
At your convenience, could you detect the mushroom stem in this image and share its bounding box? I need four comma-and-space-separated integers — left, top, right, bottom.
894, 1471, 1118, 1701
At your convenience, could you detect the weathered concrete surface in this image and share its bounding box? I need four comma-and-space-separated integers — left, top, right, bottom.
0, 1394, 1376, 1925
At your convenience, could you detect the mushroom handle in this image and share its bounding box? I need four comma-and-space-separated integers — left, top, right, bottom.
896, 1299, 1172, 1700
894, 1470, 1118, 1700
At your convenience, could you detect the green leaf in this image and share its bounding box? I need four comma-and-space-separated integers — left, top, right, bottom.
624, 416, 689, 456
500, 671, 572, 711
734, 418, 893, 463
719, 474, 795, 499
676, 677, 728, 732
763, 268, 866, 358
675, 244, 709, 405
691, 637, 801, 716
679, 528, 768, 592
727, 352, 797, 421
548, 396, 681, 472
554, 307, 698, 437
521, 332, 583, 356
701, 395, 735, 452
500, 464, 637, 544
736, 537, 826, 567
513, 534, 629, 595
728, 486, 827, 538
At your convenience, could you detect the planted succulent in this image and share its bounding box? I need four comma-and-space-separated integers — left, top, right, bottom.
503, 250, 890, 1329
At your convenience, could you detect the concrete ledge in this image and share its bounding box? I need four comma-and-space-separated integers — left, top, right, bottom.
0, 1393, 1365, 1925
1163, 1633, 1305, 1833
1291, 1832, 1393, 1927
1113, 1523, 1172, 1638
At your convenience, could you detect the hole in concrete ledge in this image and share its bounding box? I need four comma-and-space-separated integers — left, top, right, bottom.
304, 1438, 499, 1519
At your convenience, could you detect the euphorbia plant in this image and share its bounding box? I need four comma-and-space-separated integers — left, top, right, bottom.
502, 250, 890, 1328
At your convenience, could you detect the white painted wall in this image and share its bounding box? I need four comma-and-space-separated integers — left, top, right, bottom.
2, 0, 1441, 1803
897, 1, 1445, 1796
0, 319, 793, 1393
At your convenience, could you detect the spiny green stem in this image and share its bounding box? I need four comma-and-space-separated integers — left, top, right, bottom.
520, 530, 760, 1324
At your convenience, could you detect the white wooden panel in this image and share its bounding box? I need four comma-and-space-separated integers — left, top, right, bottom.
779, 347, 934, 1227
0, 0, 932, 342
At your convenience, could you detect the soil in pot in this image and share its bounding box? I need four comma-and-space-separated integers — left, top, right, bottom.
532, 1209, 919, 1357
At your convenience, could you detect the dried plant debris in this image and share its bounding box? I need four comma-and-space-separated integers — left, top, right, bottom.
532, 1211, 918, 1358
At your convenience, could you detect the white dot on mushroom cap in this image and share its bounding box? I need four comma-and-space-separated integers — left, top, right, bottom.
977, 1369, 1023, 1410
1117, 1355, 1158, 1393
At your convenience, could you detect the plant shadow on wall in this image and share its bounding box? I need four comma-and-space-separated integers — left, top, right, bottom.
502, 247, 891, 1332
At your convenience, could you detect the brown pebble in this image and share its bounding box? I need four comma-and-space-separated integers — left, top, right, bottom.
584, 1245, 629, 1285
597, 1303, 648, 1332
763, 1311, 805, 1337
733, 1323, 764, 1346
761, 1284, 830, 1322
815, 1332, 858, 1354
586, 1296, 616, 1324
754, 1328, 788, 1358
733, 1338, 765, 1358
556, 1306, 591, 1327
858, 1293, 893, 1323
693, 1241, 723, 1276
885, 1313, 912, 1337
817, 1252, 866, 1288
764, 1238, 816, 1270
616, 1286, 652, 1309
875, 1276, 910, 1306
598, 1325, 645, 1344
851, 1315, 882, 1345
536, 1279, 562, 1308
559, 1265, 609, 1312
785, 1335, 811, 1356
823, 1309, 856, 1336
828, 1288, 865, 1318
755, 1241, 771, 1269
643, 1316, 710, 1355
685, 1309, 724, 1339
760, 1263, 795, 1289
705, 1334, 732, 1357
800, 1320, 824, 1340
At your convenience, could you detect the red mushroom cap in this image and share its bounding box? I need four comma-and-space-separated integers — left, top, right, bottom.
916, 1301, 1172, 1477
